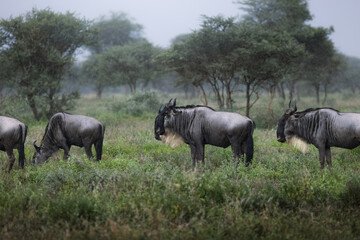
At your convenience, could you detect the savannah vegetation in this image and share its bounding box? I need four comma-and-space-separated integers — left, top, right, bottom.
0, 93, 360, 239
1, 0, 360, 239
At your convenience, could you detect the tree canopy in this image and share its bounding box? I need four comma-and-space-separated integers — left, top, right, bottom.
88, 12, 144, 54
161, 15, 304, 116
84, 40, 161, 95
0, 8, 96, 120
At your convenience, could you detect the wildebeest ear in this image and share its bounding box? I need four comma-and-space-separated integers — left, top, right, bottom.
293, 100, 297, 112
33, 141, 40, 152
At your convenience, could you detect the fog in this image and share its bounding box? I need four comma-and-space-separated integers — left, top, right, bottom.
1, 0, 360, 58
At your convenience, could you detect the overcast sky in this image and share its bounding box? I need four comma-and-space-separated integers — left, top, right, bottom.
1, 0, 359, 58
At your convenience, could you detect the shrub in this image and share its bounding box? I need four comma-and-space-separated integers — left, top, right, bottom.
111, 90, 161, 116
340, 177, 360, 207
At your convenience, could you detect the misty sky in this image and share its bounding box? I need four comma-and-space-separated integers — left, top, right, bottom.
1, 0, 359, 58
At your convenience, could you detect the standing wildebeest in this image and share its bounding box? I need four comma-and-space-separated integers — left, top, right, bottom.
154, 99, 255, 167
33, 112, 105, 164
277, 101, 360, 169
0, 116, 27, 172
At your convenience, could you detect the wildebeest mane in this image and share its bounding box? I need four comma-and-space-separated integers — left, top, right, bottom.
177, 105, 215, 111
294, 107, 340, 118
290, 107, 341, 144
40, 113, 66, 148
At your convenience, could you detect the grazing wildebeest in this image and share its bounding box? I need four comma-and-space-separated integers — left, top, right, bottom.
33, 112, 105, 164
277, 100, 360, 169
0, 116, 27, 172
154, 99, 255, 167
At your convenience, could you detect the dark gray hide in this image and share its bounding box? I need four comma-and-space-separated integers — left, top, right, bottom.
33, 112, 105, 164
155, 99, 255, 167
277, 101, 360, 168
0, 116, 27, 172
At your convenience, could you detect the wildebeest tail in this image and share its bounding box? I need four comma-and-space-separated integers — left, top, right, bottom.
245, 120, 255, 166
18, 124, 27, 168
96, 123, 105, 161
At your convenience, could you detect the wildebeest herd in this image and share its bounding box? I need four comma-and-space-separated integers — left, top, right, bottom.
1, 98, 360, 172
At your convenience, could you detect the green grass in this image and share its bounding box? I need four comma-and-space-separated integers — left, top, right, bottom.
0, 93, 360, 239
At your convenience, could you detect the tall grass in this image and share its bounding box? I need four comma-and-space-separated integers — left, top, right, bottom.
0, 92, 360, 239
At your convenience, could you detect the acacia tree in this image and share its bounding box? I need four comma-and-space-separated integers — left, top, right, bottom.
82, 54, 114, 98
161, 16, 304, 116
337, 57, 360, 93
295, 26, 337, 104
237, 0, 312, 102
233, 22, 304, 116
83, 12, 145, 96
238, 0, 339, 105
99, 40, 161, 93
0, 8, 95, 120
161, 16, 243, 109
88, 12, 143, 54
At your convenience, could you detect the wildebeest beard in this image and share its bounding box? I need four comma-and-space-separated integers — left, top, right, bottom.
159, 129, 184, 148
286, 136, 309, 153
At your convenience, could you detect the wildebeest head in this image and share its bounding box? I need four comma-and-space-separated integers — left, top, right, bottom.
276, 100, 297, 142
32, 141, 48, 164
154, 98, 181, 140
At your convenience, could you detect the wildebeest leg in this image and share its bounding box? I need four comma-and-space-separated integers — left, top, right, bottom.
6, 149, 15, 172
241, 141, 248, 162
84, 144, 94, 159
94, 139, 103, 161
63, 145, 71, 160
325, 147, 332, 167
318, 146, 326, 169
17, 144, 25, 169
230, 141, 242, 163
190, 145, 198, 168
190, 144, 204, 167
198, 144, 205, 165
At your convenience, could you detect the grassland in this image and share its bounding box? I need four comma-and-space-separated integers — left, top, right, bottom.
0, 93, 360, 239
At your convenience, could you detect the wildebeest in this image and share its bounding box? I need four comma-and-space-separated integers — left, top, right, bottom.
0, 116, 27, 172
33, 112, 105, 164
277, 101, 360, 169
155, 99, 255, 167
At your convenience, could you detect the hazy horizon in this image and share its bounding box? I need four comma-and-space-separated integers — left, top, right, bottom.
1, 0, 359, 58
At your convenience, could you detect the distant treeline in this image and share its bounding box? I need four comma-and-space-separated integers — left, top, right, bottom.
1, 0, 360, 120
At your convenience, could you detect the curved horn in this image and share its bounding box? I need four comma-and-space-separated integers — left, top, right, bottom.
173, 98, 177, 107
158, 105, 163, 114
293, 100, 297, 112
166, 98, 173, 107
33, 140, 40, 151
288, 100, 292, 108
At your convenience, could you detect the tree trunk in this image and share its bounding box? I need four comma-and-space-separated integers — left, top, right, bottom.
27, 94, 40, 121
198, 84, 208, 105
314, 83, 320, 105
322, 81, 328, 106
48, 87, 55, 119
289, 80, 296, 100
246, 82, 251, 117
268, 85, 276, 118
211, 83, 223, 109
277, 82, 286, 100
96, 84, 103, 98
225, 82, 232, 109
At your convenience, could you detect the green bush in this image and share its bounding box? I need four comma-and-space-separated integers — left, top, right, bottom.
111, 90, 161, 116
340, 176, 360, 206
